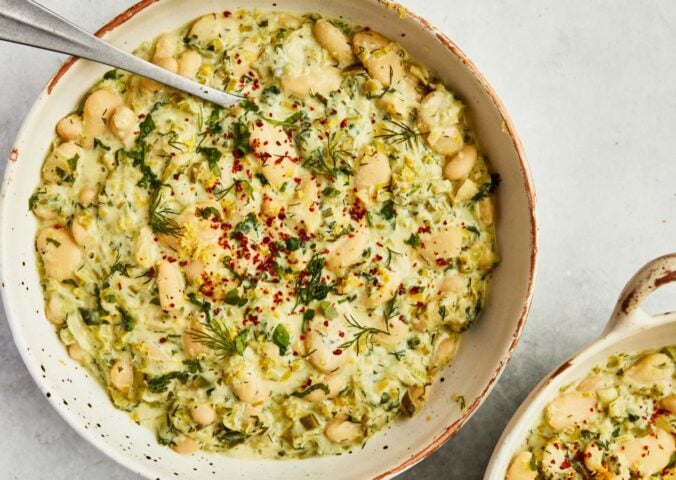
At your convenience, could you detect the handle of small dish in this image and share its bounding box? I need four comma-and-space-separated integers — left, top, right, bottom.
0, 0, 241, 107
602, 253, 676, 335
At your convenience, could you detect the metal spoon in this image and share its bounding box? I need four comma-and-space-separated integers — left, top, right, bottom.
0, 0, 243, 107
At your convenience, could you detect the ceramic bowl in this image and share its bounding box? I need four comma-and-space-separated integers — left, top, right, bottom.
0, 1, 536, 478
484, 253, 676, 479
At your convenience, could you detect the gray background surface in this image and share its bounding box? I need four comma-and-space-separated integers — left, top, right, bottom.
1, 1, 675, 479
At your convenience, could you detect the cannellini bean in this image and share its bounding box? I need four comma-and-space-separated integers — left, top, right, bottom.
418, 225, 463, 266
454, 179, 478, 203
68, 343, 89, 363
178, 50, 201, 78
367, 261, 405, 307
157, 260, 185, 311
622, 428, 675, 476
32, 203, 58, 220
231, 369, 271, 404
190, 404, 217, 426
541, 440, 572, 476
304, 373, 348, 402
171, 435, 200, 454
354, 150, 391, 192
438, 274, 466, 294
189, 13, 233, 45
184, 260, 205, 284
140, 57, 179, 92
545, 392, 597, 431
280, 66, 342, 98
427, 125, 464, 156
373, 318, 409, 348
109, 105, 137, 140
660, 395, 676, 414
36, 227, 83, 282
444, 145, 477, 180
326, 226, 369, 275
179, 203, 222, 246
183, 320, 206, 357
313, 20, 354, 66
83, 89, 121, 142
249, 121, 299, 188
624, 353, 674, 390
70, 218, 89, 247
153, 33, 178, 61
79, 187, 97, 206
241, 405, 264, 428
55, 114, 82, 141
583, 441, 604, 472
576, 374, 615, 393
44, 295, 66, 326
505, 451, 538, 480
110, 359, 133, 392
352, 30, 390, 54
305, 315, 351, 373
353, 31, 403, 86
479, 197, 495, 225
133, 226, 158, 269
429, 335, 459, 372
324, 416, 362, 443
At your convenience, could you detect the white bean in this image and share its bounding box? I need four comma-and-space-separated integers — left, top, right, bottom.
133, 226, 158, 269
427, 125, 464, 156
178, 50, 202, 78
576, 374, 615, 393
505, 451, 538, 480
622, 428, 675, 476
79, 187, 97, 206
313, 20, 354, 66
231, 369, 271, 404
326, 226, 370, 275
109, 105, 137, 140
354, 150, 391, 193
444, 144, 477, 180
70, 218, 89, 247
140, 57, 179, 92
83, 89, 121, 143
44, 295, 66, 326
324, 416, 362, 443
110, 359, 133, 392
373, 318, 408, 348
68, 343, 89, 363
157, 260, 185, 311
429, 335, 459, 372
190, 404, 217, 426
249, 121, 299, 188
305, 315, 351, 373
625, 353, 674, 389
418, 225, 463, 266
56, 114, 83, 141
479, 197, 495, 225
660, 395, 676, 414
545, 392, 597, 431
153, 33, 178, 61
36, 227, 83, 282
171, 435, 200, 454
454, 179, 478, 203
183, 320, 206, 357
280, 66, 342, 98
438, 274, 466, 294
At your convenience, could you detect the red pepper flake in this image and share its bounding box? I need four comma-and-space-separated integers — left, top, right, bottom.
560, 459, 571, 469
417, 225, 432, 234
159, 337, 167, 344
223, 10, 232, 17
340, 119, 348, 129
338, 331, 345, 338
332, 349, 343, 356
436, 258, 449, 267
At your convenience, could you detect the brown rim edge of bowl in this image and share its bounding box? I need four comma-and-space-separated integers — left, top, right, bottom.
42, 0, 538, 478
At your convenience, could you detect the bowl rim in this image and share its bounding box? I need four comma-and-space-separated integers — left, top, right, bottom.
1, 0, 538, 478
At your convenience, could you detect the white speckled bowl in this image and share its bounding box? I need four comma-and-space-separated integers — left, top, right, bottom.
0, 1, 536, 478
485, 253, 676, 479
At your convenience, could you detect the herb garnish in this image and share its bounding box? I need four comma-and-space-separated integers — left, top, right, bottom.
470, 173, 501, 202
147, 371, 189, 393
148, 186, 182, 236
375, 119, 423, 149
291, 383, 330, 398
197, 146, 222, 177
339, 314, 390, 354
292, 253, 332, 311
272, 324, 290, 355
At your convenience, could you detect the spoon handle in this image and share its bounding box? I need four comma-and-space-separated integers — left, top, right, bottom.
0, 0, 242, 107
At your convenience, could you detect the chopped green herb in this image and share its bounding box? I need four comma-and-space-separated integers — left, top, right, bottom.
147, 371, 189, 393
293, 253, 332, 311
272, 324, 290, 355
380, 200, 396, 220
195, 206, 221, 220
197, 146, 222, 177
285, 237, 301, 251
224, 288, 248, 307
471, 173, 501, 202
117, 307, 135, 332
254, 172, 269, 185
79, 308, 101, 326
231, 121, 251, 156
291, 383, 330, 398
405, 233, 421, 247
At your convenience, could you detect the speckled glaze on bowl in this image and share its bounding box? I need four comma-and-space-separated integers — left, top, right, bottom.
485, 253, 676, 479
0, 1, 537, 478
